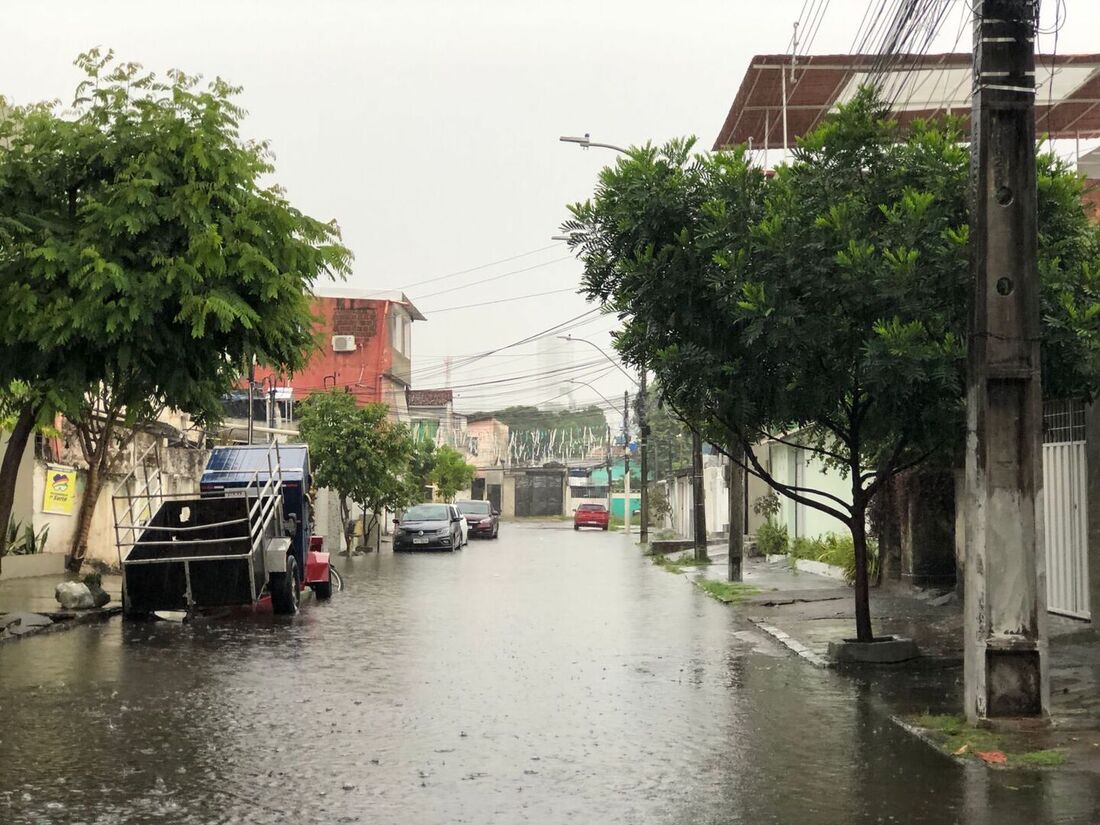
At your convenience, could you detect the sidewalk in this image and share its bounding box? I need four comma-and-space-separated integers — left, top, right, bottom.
0, 573, 122, 641
682, 554, 1100, 772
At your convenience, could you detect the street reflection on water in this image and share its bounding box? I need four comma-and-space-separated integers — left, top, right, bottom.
2, 522, 1099, 824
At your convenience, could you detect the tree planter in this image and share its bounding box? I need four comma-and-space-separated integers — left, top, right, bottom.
0, 553, 66, 581
828, 636, 919, 665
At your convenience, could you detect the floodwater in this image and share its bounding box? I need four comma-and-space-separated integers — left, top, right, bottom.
2, 522, 1099, 824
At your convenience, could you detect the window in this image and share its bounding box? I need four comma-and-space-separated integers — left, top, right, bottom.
391, 310, 412, 357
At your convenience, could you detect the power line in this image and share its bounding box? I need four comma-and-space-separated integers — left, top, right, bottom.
418, 286, 577, 314
394, 243, 563, 291
409, 256, 574, 301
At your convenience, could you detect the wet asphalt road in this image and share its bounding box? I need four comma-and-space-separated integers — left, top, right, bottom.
3, 521, 1100, 824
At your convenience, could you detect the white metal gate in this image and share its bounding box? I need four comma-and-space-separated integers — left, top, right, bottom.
1043, 401, 1090, 619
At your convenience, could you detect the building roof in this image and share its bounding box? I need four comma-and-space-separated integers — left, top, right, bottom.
310, 285, 427, 321
466, 414, 505, 424
406, 388, 454, 407
714, 52, 1100, 151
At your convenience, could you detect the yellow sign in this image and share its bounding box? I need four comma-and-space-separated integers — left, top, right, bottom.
43, 464, 77, 516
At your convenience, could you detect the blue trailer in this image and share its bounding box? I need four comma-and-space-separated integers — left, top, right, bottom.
114, 443, 332, 618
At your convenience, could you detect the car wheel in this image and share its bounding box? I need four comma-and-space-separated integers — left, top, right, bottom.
574, 524, 580, 531
492, 525, 499, 539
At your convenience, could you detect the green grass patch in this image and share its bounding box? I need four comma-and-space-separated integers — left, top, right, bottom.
908, 714, 1069, 768
1013, 749, 1067, 767
652, 554, 710, 574
695, 579, 763, 603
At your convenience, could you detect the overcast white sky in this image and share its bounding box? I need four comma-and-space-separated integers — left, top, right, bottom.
4, 0, 1098, 418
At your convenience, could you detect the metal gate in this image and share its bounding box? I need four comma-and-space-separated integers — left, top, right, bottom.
514, 472, 563, 517
1043, 401, 1090, 619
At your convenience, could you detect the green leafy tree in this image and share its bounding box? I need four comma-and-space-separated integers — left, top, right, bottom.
565, 90, 1100, 643
0, 50, 352, 570
430, 444, 476, 502
408, 440, 437, 497
297, 392, 418, 553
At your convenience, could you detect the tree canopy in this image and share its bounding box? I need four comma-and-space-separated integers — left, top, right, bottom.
0, 50, 352, 567
430, 444, 477, 502
297, 392, 419, 552
564, 90, 1100, 641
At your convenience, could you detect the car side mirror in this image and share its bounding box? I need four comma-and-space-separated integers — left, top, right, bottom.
492, 509, 499, 516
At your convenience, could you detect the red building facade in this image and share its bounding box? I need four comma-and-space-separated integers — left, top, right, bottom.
252, 287, 425, 420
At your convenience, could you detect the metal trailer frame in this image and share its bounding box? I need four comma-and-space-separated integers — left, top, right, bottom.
113, 442, 288, 611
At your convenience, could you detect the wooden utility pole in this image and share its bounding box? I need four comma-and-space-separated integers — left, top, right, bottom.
638, 369, 650, 544
692, 430, 707, 562
964, 0, 1047, 721
727, 445, 744, 582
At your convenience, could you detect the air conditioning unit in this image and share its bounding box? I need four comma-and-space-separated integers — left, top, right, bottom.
332, 335, 356, 352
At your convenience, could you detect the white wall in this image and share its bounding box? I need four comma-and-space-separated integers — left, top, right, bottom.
768, 442, 851, 540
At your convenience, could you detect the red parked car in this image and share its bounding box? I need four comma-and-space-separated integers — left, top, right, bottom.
573, 503, 610, 531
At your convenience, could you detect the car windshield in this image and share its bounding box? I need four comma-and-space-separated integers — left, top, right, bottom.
458, 501, 490, 515
403, 504, 449, 521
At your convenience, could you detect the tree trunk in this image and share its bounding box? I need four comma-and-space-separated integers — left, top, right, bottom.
727, 445, 744, 582
339, 497, 353, 556
851, 508, 874, 643
0, 403, 38, 575
66, 460, 103, 573
692, 430, 708, 562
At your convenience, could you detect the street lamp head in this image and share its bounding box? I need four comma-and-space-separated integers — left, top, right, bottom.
559, 134, 591, 148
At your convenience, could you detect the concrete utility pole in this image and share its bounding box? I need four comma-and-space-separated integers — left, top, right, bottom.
964, 0, 1048, 722
727, 445, 745, 582
623, 390, 631, 535
638, 369, 650, 544
692, 430, 707, 562
606, 424, 613, 515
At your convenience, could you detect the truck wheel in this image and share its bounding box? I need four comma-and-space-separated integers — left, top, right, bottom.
312, 577, 333, 600
270, 555, 301, 615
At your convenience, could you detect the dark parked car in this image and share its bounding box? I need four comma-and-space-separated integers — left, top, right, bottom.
393, 503, 464, 552
573, 503, 610, 530
456, 500, 500, 539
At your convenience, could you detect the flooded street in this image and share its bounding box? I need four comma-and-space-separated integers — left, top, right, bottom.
3, 522, 1100, 824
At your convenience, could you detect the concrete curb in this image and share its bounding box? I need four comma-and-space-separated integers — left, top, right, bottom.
765, 554, 848, 581
0, 606, 121, 644
748, 617, 834, 668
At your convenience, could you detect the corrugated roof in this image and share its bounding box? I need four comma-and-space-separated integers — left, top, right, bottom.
715, 52, 1100, 151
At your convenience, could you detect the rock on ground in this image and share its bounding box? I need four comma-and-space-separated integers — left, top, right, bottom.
55, 582, 95, 610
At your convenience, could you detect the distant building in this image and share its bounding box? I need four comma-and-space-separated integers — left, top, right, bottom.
407, 388, 468, 450
466, 416, 510, 469
240, 287, 425, 434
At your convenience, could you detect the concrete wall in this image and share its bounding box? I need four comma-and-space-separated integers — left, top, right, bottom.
28, 444, 211, 569
0, 430, 35, 528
